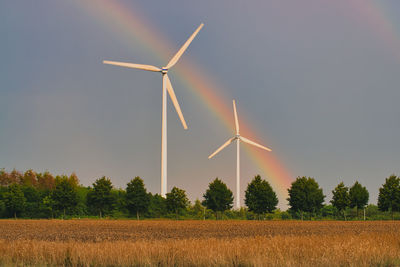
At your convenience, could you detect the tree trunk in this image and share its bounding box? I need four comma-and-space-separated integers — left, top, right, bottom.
301, 211, 303, 221
63, 208, 66, 219
344, 210, 347, 221
14, 212, 16, 219
356, 207, 359, 219
99, 210, 102, 218
136, 210, 139, 220
391, 202, 394, 220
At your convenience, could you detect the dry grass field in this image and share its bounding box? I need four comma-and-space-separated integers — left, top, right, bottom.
0, 220, 399, 266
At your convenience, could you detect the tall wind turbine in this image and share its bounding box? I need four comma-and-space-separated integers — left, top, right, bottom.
103, 23, 204, 197
208, 100, 272, 209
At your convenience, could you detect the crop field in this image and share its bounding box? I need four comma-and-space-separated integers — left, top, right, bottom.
0, 220, 399, 266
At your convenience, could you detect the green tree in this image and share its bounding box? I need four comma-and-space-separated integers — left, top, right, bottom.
21, 185, 41, 218
87, 177, 115, 218
287, 176, 325, 220
320, 204, 337, 218
188, 199, 206, 220
202, 178, 233, 219
41, 195, 55, 218
331, 182, 350, 220
126, 177, 150, 220
349, 181, 369, 218
0, 186, 7, 218
4, 184, 26, 218
22, 169, 37, 187
166, 186, 189, 219
378, 175, 400, 219
365, 204, 380, 219
75, 186, 89, 216
52, 175, 79, 217
245, 175, 278, 219
147, 193, 167, 218
111, 189, 128, 217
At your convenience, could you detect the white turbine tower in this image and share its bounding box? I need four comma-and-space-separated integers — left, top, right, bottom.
208, 100, 272, 209
103, 23, 204, 197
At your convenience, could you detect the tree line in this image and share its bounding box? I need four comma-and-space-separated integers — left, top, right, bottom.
1, 168, 399, 220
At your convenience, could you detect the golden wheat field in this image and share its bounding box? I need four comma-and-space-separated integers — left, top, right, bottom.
0, 220, 399, 267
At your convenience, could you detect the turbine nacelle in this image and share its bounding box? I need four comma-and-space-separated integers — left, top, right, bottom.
103, 23, 204, 131
208, 100, 272, 160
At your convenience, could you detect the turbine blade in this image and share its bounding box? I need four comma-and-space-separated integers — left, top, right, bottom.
208, 137, 235, 159
240, 136, 272, 152
233, 100, 239, 134
165, 23, 204, 69
165, 74, 187, 129
103, 60, 161, 72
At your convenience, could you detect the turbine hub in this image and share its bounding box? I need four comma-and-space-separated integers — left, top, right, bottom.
161, 68, 168, 74
235, 134, 241, 140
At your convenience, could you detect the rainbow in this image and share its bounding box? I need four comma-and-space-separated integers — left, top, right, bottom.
363, 1, 400, 60
346, 0, 400, 61
75, 0, 399, 204
76, 0, 297, 202
77, 0, 400, 204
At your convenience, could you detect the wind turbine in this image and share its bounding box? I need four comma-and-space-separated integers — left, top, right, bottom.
103, 23, 204, 197
208, 100, 272, 209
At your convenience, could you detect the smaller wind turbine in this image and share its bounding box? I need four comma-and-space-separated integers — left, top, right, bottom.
208, 100, 272, 209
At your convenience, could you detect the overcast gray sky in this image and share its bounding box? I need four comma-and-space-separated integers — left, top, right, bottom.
1, 0, 399, 209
